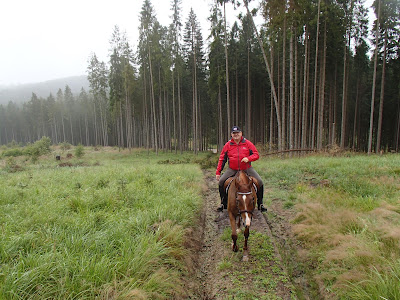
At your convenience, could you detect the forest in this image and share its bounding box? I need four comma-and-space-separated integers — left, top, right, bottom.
0, 0, 399, 154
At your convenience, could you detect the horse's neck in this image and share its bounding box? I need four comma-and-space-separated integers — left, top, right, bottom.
237, 171, 249, 184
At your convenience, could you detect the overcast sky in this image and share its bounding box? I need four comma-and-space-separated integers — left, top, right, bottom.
0, 0, 248, 86
1, 0, 374, 87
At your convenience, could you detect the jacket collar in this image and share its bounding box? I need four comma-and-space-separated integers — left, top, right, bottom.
229, 137, 246, 145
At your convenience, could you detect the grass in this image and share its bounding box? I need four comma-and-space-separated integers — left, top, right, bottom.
218, 228, 296, 299
257, 153, 400, 298
2, 146, 400, 299
345, 259, 400, 299
0, 147, 204, 299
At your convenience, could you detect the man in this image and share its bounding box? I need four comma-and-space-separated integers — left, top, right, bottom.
216, 126, 267, 212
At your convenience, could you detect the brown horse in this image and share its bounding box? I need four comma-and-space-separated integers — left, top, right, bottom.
224, 170, 258, 261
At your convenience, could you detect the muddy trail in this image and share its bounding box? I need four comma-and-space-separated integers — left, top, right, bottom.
185, 170, 309, 299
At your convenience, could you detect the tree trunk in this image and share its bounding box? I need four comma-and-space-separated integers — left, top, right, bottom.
289, 28, 294, 153
236, 64, 239, 125
193, 45, 198, 154
178, 74, 183, 154
376, 32, 387, 153
173, 70, 177, 153
301, 29, 309, 150
224, 2, 231, 133
125, 76, 132, 149
85, 113, 89, 146
352, 77, 360, 150
93, 101, 98, 146
143, 66, 149, 151
69, 115, 74, 145
318, 19, 327, 150
158, 68, 164, 150
269, 43, 274, 151
53, 116, 58, 144
148, 44, 158, 154
244, 1, 282, 150
340, 45, 348, 149
218, 76, 223, 151
247, 43, 251, 140
368, 0, 381, 154
120, 101, 124, 148
294, 28, 299, 150
312, 0, 321, 150
282, 16, 286, 150
396, 101, 400, 152
61, 111, 66, 142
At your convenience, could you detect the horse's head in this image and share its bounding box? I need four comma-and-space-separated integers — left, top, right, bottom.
235, 171, 256, 227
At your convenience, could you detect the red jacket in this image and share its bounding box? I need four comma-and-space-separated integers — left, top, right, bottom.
216, 137, 259, 175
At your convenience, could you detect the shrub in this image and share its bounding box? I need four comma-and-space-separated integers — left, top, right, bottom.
75, 144, 85, 158
23, 137, 52, 159
34, 136, 52, 155
30, 146, 40, 163
59, 141, 72, 151
6, 140, 19, 148
1, 148, 24, 157
195, 152, 218, 169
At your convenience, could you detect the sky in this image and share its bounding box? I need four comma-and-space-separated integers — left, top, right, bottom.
1, 0, 375, 87
0, 0, 248, 86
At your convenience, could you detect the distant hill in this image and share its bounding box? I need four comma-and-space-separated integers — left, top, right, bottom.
0, 76, 90, 105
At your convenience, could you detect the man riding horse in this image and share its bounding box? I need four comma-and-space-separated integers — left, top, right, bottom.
216, 126, 267, 212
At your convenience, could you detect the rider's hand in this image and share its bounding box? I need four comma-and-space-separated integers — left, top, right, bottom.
241, 157, 249, 163
216, 174, 220, 181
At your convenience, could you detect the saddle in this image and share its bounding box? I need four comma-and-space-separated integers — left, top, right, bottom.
223, 173, 259, 195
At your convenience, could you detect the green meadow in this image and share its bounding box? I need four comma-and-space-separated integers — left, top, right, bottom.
1, 145, 400, 299
258, 154, 400, 299
0, 148, 204, 299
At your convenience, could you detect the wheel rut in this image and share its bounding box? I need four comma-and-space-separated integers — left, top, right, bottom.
188, 170, 297, 299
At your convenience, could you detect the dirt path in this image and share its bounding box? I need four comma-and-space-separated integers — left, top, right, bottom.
187, 170, 297, 299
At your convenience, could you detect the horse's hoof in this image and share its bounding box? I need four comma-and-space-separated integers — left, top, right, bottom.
242, 255, 249, 262
232, 245, 238, 252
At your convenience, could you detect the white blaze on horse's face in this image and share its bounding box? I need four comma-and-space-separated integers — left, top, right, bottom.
243, 195, 251, 227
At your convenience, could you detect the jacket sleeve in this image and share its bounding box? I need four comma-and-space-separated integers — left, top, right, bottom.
247, 140, 259, 162
216, 143, 229, 175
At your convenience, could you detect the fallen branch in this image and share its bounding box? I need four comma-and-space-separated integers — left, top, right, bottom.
263, 149, 316, 156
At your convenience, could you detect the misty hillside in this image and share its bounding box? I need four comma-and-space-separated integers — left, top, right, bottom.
0, 76, 90, 105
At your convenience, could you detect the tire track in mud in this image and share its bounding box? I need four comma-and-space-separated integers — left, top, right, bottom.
190, 170, 296, 299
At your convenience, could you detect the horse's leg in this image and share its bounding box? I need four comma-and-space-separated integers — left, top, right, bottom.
236, 216, 241, 234
242, 226, 250, 261
228, 212, 238, 252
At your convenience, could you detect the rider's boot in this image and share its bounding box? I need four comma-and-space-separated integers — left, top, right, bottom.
257, 185, 267, 212
217, 185, 226, 211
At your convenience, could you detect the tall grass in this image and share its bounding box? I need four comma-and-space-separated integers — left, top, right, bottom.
0, 149, 203, 299
257, 154, 400, 298
346, 259, 400, 300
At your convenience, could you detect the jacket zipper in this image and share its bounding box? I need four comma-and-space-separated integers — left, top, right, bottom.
237, 141, 240, 171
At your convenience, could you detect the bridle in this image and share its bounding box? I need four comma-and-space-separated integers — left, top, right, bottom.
231, 171, 256, 227
236, 190, 255, 216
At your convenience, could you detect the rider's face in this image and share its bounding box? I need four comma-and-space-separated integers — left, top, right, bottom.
231, 131, 242, 141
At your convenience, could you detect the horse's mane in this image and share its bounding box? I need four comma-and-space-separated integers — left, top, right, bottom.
237, 170, 250, 183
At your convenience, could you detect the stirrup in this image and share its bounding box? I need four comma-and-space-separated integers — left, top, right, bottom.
217, 204, 224, 212
258, 204, 267, 212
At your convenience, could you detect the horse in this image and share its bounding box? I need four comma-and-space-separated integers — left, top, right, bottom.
224, 170, 258, 261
